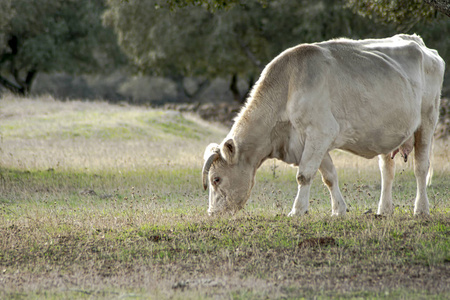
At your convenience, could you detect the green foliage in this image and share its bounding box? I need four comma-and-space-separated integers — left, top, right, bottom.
0, 98, 212, 141
0, 0, 126, 95
346, 0, 437, 29
0, 0, 12, 49
104, 0, 222, 77
164, 0, 245, 11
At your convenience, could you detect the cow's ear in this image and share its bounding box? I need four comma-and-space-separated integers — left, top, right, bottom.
221, 138, 238, 164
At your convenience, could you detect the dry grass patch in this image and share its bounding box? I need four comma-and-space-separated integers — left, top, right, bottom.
1, 211, 449, 298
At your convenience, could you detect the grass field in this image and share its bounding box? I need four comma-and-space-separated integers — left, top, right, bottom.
0, 95, 449, 299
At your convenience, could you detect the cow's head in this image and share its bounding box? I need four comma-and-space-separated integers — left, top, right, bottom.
202, 138, 255, 216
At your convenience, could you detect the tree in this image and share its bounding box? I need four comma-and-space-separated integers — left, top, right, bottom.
0, 0, 126, 95
346, 0, 449, 28
105, 0, 392, 102
424, 0, 450, 17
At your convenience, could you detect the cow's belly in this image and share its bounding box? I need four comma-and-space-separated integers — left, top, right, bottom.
330, 87, 422, 158
338, 141, 398, 159
334, 116, 420, 159
337, 129, 416, 158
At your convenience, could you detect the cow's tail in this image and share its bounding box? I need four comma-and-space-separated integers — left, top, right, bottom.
426, 136, 434, 186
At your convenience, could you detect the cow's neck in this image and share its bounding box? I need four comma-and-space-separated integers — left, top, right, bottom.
229, 99, 287, 169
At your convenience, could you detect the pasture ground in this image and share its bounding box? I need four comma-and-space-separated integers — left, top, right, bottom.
0, 95, 449, 299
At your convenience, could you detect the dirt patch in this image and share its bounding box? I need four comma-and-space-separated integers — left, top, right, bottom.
163, 101, 242, 128
172, 278, 225, 291
298, 237, 336, 248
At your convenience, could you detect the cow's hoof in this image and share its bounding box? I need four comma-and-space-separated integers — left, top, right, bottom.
377, 205, 394, 216
331, 210, 346, 217
413, 210, 430, 217
331, 206, 347, 216
288, 209, 308, 217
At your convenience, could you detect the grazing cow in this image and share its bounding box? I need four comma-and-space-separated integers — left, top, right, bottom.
202, 34, 445, 217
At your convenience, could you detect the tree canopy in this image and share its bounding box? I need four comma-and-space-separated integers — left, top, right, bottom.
423, 0, 450, 17
1, 0, 449, 99
346, 0, 440, 30
0, 0, 125, 95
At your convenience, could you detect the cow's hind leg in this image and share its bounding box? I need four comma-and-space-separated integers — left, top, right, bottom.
413, 128, 433, 216
377, 154, 395, 215
413, 91, 440, 216
319, 153, 347, 216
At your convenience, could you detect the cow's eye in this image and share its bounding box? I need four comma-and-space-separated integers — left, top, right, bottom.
212, 177, 221, 186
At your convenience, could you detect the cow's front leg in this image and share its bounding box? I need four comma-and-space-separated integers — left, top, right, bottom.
288, 170, 313, 216
288, 130, 335, 217
319, 153, 347, 216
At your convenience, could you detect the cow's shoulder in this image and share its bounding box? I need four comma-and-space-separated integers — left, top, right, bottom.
268, 44, 328, 72
258, 44, 330, 92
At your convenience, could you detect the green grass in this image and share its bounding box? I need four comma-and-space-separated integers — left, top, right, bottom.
1, 104, 208, 140
0, 95, 449, 299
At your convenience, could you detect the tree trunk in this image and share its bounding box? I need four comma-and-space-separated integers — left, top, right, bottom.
230, 73, 241, 102
0, 69, 36, 95
0, 36, 36, 95
0, 75, 22, 94
21, 70, 37, 95
230, 74, 256, 104
183, 78, 210, 101
170, 75, 189, 102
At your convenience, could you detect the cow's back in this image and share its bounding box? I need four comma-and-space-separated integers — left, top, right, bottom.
284, 35, 445, 158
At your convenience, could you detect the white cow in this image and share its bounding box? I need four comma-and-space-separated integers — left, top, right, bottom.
202, 34, 445, 217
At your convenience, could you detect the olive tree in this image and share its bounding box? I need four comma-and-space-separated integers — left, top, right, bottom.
0, 0, 125, 95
